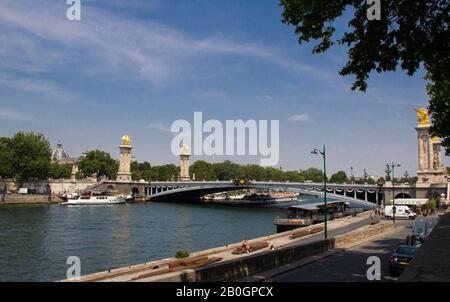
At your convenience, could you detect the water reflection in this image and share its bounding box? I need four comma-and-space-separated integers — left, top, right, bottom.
0, 202, 283, 281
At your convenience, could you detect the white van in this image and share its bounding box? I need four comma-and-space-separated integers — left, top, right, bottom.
385, 205, 416, 220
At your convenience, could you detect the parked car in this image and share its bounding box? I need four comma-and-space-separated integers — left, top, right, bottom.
389, 245, 419, 276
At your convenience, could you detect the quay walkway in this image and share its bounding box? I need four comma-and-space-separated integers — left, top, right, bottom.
60, 211, 396, 282
400, 210, 450, 281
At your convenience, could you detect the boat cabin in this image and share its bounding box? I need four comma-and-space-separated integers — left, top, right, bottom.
274, 200, 350, 233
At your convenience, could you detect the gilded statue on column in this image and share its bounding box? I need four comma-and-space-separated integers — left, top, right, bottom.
413, 108, 430, 126
122, 135, 131, 146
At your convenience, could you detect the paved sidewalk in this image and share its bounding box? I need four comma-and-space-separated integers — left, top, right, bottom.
258, 221, 412, 282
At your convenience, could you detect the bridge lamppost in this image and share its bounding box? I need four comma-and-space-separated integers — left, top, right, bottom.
386, 162, 401, 225
312, 146, 327, 239
404, 171, 409, 184
350, 166, 354, 184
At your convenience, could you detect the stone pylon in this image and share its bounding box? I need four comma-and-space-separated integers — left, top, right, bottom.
70, 164, 78, 182
179, 144, 190, 181
116, 135, 132, 182
414, 109, 446, 184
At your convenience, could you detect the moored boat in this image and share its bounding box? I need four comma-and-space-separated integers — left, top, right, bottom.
62, 191, 126, 205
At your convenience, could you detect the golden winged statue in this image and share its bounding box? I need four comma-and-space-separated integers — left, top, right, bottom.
413, 108, 430, 126
181, 144, 190, 155
122, 135, 131, 145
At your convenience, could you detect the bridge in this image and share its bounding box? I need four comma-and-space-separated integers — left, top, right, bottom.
89, 180, 384, 207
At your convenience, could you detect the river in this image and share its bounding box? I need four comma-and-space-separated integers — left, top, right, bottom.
0, 202, 285, 281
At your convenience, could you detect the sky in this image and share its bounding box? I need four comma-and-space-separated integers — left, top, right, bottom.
0, 0, 448, 177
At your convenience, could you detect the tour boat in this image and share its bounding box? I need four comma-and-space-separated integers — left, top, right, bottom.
62, 191, 126, 205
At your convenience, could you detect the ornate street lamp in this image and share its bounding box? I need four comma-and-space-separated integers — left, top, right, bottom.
312, 146, 327, 239
404, 171, 409, 184
376, 178, 385, 207
386, 162, 401, 225
350, 166, 354, 184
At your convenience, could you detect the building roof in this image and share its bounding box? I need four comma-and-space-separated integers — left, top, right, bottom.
290, 200, 349, 211
51, 141, 78, 164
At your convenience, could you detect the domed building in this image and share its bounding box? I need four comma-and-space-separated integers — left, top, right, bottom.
51, 141, 78, 165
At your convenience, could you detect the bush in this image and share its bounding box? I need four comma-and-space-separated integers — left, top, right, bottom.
175, 250, 190, 259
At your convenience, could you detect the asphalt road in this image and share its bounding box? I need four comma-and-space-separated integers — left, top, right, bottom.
284, 215, 383, 247
272, 220, 413, 282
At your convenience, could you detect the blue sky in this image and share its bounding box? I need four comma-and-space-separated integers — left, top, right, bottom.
0, 0, 448, 177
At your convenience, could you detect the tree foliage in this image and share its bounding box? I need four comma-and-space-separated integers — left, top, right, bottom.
7, 132, 52, 181
330, 170, 348, 184
280, 0, 450, 152
300, 167, 324, 182
0, 137, 13, 178
49, 163, 72, 179
77, 150, 118, 179
190, 160, 215, 180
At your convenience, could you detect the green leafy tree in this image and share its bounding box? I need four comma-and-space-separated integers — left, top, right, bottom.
190, 160, 215, 180
9, 132, 51, 181
49, 163, 72, 179
212, 161, 241, 180
300, 167, 324, 182
244, 164, 266, 181
146, 164, 179, 181
285, 170, 305, 182
264, 167, 286, 182
280, 0, 450, 152
329, 171, 348, 184
367, 178, 376, 185
428, 75, 449, 154
0, 137, 13, 178
78, 150, 118, 179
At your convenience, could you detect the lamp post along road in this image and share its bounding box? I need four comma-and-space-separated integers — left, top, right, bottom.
312, 146, 327, 239
386, 162, 401, 225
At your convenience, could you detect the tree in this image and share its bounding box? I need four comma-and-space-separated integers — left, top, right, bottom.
153, 164, 179, 181
77, 150, 118, 179
212, 161, 241, 180
9, 132, 51, 181
264, 167, 286, 182
329, 170, 348, 184
0, 137, 13, 178
285, 170, 305, 182
49, 163, 72, 179
280, 0, 450, 152
190, 160, 215, 180
244, 164, 266, 181
300, 167, 324, 182
367, 178, 376, 185
428, 73, 449, 154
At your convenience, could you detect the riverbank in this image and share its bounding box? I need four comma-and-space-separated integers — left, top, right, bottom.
1, 194, 63, 205
61, 210, 378, 282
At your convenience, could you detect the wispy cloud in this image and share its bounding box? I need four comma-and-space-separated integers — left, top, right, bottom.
0, 73, 77, 103
0, 0, 340, 86
288, 114, 313, 123
149, 122, 171, 132
0, 108, 33, 122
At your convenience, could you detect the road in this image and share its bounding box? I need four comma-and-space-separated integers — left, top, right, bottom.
271, 220, 413, 282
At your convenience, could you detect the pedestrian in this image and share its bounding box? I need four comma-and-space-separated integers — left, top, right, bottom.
242, 240, 250, 253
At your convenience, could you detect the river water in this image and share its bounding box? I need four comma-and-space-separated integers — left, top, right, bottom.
0, 202, 285, 281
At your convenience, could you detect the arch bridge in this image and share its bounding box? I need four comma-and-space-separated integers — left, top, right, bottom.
88, 180, 382, 206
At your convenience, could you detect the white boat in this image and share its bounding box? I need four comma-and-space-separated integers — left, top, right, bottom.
63, 191, 126, 205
